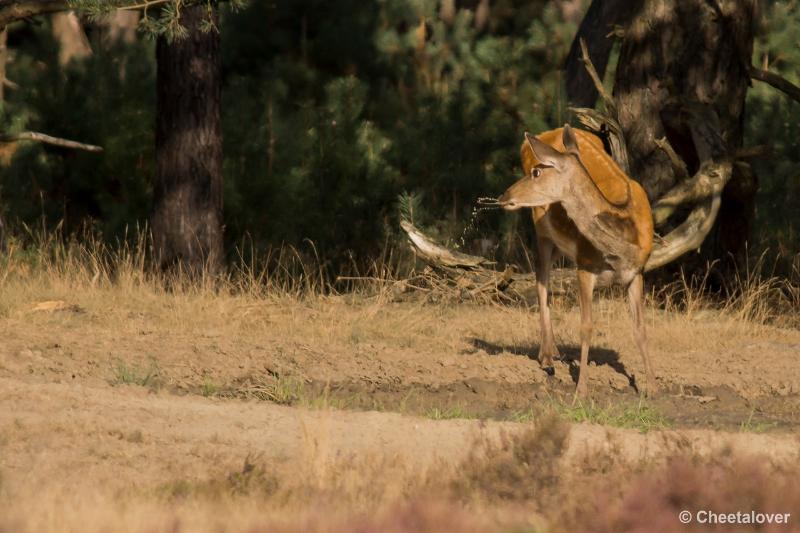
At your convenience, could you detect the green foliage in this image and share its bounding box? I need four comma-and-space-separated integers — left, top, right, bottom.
397, 190, 426, 225
219, 0, 577, 263
69, 0, 248, 40
747, 0, 800, 266
1, 21, 155, 241
2, 0, 798, 272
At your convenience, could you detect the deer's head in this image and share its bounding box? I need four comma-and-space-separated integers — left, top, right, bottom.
497, 125, 583, 210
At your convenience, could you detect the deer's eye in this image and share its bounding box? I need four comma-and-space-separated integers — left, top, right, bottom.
531, 168, 542, 179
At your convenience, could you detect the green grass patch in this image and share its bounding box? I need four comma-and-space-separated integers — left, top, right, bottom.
425, 405, 480, 420
556, 399, 668, 432
739, 409, 777, 433
200, 378, 218, 397
111, 359, 162, 389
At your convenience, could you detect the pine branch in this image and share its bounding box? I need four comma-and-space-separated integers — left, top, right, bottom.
117, 0, 169, 10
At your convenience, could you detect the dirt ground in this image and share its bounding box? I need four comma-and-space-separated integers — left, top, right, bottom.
2, 279, 800, 531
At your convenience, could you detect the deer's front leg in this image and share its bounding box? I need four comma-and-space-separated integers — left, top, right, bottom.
627, 273, 655, 397
535, 238, 559, 375
575, 269, 596, 400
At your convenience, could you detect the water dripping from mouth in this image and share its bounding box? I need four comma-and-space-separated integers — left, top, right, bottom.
456, 197, 502, 249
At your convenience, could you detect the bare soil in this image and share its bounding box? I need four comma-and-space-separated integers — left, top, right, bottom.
1, 285, 800, 531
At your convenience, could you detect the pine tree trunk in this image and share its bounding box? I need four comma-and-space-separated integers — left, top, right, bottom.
613, 0, 757, 267
152, 5, 223, 275
564, 0, 641, 107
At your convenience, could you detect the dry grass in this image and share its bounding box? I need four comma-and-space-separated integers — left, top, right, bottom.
2, 228, 800, 404
451, 415, 570, 503
4, 407, 798, 533
560, 454, 800, 532
2, 229, 800, 531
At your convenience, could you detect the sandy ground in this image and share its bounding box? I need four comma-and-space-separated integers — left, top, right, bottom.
2, 288, 800, 531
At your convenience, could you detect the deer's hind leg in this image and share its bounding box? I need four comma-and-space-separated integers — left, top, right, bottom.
535, 237, 560, 375
627, 273, 655, 396
575, 268, 596, 400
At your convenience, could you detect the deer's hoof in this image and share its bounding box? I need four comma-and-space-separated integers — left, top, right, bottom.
543, 366, 555, 377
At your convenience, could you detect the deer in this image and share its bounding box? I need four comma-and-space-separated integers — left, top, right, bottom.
496, 124, 655, 398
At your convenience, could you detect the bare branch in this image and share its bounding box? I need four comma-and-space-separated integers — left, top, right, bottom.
650, 160, 728, 226
645, 189, 725, 272
570, 106, 631, 174
733, 144, 771, 160
578, 37, 616, 114
0, 131, 103, 151
118, 0, 170, 11
0, 1, 66, 28
564, 0, 639, 107
645, 109, 732, 269
400, 220, 577, 295
400, 220, 490, 269
654, 136, 689, 181
749, 65, 800, 104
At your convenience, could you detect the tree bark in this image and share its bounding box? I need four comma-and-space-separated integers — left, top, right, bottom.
611, 0, 757, 268
51, 11, 92, 66
152, 4, 224, 275
564, 0, 642, 107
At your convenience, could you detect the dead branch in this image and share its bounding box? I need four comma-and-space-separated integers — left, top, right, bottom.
570, 106, 631, 174
569, 39, 632, 174
645, 107, 732, 270
654, 136, 689, 182
401, 220, 492, 269
733, 144, 771, 160
564, 0, 639, 107
400, 220, 577, 299
578, 37, 616, 114
0, 0, 66, 28
645, 189, 724, 271
118, 0, 171, 11
0, 130, 102, 152
749, 65, 800, 104
650, 160, 727, 226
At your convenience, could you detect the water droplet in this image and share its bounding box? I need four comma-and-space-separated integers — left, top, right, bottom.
456, 196, 501, 249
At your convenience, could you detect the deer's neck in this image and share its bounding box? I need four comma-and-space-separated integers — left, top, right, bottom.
559, 174, 641, 273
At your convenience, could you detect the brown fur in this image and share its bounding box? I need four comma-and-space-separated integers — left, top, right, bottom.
500, 126, 656, 398
521, 128, 654, 269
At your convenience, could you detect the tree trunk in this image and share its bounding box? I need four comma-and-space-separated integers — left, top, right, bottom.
51, 11, 91, 66
152, 4, 223, 275
564, 0, 642, 107
102, 9, 139, 46
612, 0, 757, 268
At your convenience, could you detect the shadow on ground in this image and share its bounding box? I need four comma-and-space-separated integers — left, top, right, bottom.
466, 337, 638, 391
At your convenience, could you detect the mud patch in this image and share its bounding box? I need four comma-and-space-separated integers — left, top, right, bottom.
214, 375, 800, 432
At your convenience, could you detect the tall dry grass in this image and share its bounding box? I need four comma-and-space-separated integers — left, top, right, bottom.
652, 254, 800, 329
2, 224, 798, 322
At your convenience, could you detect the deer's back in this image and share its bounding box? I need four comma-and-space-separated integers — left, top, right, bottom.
522, 128, 653, 270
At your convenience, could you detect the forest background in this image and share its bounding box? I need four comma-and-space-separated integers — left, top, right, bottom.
1, 0, 797, 278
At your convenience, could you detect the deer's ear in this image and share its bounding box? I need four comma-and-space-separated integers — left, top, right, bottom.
524, 132, 563, 167
562, 124, 580, 155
